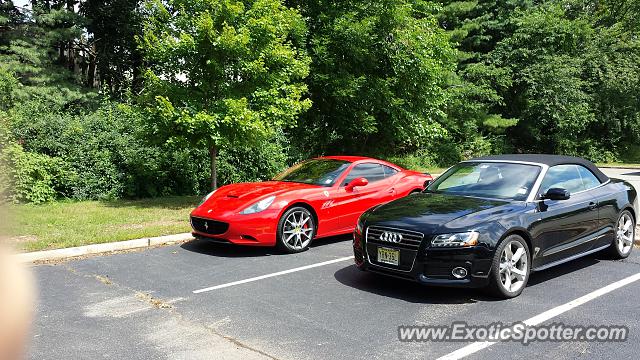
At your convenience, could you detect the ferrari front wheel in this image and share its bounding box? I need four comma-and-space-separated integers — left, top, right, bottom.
277, 207, 316, 253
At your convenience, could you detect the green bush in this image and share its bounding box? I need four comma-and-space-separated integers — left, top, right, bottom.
217, 131, 289, 185
0, 69, 17, 110
1, 143, 74, 204
2, 99, 292, 202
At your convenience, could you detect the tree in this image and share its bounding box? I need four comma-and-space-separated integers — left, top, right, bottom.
438, 0, 533, 156
139, 0, 311, 189
81, 0, 144, 94
0, 0, 96, 107
287, 0, 456, 156
439, 0, 640, 161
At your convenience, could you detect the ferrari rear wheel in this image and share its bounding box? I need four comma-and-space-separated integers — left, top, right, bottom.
277, 207, 316, 253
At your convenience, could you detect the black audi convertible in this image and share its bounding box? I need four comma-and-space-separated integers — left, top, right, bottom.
353, 155, 638, 298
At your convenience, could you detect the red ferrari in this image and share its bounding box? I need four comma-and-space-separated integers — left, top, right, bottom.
190, 156, 432, 252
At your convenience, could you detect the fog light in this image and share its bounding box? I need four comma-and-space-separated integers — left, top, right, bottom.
452, 267, 468, 279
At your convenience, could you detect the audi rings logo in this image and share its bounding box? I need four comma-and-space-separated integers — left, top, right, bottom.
379, 231, 403, 243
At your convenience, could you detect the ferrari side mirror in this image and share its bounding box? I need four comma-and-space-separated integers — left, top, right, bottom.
346, 177, 368, 191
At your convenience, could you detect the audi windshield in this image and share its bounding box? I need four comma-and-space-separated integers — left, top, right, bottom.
427, 162, 541, 201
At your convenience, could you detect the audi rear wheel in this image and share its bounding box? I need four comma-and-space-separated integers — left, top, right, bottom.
277, 207, 316, 253
607, 210, 635, 259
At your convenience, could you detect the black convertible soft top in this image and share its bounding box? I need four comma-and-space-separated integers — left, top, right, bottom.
467, 154, 610, 183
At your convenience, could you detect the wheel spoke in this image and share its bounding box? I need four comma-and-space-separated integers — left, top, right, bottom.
286, 233, 296, 244
512, 268, 526, 279
499, 262, 508, 273
504, 244, 513, 259
504, 271, 512, 291
623, 219, 632, 232
511, 248, 524, 263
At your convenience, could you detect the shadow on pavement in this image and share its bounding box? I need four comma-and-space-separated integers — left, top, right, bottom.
335, 252, 607, 303
333, 265, 496, 304
621, 171, 640, 176
181, 234, 352, 258
180, 239, 279, 257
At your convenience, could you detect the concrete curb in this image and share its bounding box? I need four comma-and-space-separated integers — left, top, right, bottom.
16, 233, 194, 263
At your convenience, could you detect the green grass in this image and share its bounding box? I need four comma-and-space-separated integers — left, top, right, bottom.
5, 196, 199, 252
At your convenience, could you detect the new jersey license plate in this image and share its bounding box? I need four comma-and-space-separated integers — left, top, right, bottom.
377, 247, 399, 266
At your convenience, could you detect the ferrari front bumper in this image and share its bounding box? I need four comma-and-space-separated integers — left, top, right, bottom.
189, 209, 280, 246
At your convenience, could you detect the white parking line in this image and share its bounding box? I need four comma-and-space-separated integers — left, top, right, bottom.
193, 256, 355, 294
437, 272, 640, 360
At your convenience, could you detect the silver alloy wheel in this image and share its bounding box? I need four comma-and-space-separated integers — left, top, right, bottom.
616, 213, 634, 255
282, 210, 313, 251
499, 240, 528, 293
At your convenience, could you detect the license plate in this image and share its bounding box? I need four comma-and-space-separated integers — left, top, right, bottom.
377, 247, 399, 266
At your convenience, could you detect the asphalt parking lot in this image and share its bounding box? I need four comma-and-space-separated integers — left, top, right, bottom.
28, 168, 640, 360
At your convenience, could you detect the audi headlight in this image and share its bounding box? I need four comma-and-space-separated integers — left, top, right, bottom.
431, 231, 479, 247
240, 196, 276, 215
198, 189, 218, 206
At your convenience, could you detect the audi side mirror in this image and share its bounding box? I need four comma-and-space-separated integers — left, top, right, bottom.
423, 179, 432, 190
346, 177, 368, 191
542, 188, 571, 201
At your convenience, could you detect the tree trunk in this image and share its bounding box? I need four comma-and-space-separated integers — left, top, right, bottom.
87, 46, 96, 88
131, 50, 143, 94
209, 144, 218, 190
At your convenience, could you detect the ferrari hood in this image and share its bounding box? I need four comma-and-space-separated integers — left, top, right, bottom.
194, 181, 318, 214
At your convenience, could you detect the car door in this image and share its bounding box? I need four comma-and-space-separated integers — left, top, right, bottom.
530, 164, 600, 268
333, 163, 393, 230
575, 164, 614, 249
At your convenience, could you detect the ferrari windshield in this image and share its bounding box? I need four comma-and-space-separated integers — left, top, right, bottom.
274, 159, 350, 187
427, 162, 541, 201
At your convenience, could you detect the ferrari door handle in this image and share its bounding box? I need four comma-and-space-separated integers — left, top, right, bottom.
588, 202, 597, 210
387, 188, 395, 193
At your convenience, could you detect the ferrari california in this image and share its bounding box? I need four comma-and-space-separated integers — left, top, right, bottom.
191, 156, 432, 252
353, 154, 639, 298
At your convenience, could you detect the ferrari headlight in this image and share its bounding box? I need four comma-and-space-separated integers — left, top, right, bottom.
198, 189, 217, 206
240, 196, 276, 215
431, 231, 479, 247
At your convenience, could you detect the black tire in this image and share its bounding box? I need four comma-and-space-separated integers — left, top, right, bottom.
276, 206, 316, 253
607, 210, 635, 259
486, 235, 531, 299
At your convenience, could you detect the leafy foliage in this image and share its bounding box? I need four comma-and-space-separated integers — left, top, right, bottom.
1, 0, 639, 203
288, 0, 456, 155
139, 0, 312, 188
0, 0, 97, 107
